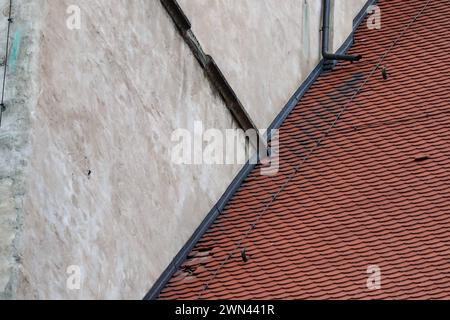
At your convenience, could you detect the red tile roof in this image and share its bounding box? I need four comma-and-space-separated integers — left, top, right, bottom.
160, 0, 450, 299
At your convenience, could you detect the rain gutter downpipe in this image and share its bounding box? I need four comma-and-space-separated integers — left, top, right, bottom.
322, 0, 362, 63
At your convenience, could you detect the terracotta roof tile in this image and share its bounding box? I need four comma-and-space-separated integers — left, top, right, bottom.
159, 0, 450, 300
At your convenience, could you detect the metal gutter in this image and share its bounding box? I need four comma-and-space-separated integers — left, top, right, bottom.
321, 0, 362, 68
268, 0, 377, 135
144, 0, 377, 300
160, 0, 257, 133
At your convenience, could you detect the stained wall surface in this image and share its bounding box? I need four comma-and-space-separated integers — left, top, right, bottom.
4, 0, 244, 299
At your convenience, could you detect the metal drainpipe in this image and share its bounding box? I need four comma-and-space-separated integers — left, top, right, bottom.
322, 0, 362, 62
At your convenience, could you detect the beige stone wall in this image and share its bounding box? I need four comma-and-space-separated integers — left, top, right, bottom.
6, 0, 244, 299
179, 0, 368, 129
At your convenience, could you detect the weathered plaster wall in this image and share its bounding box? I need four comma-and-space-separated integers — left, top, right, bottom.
12, 0, 244, 299
0, 0, 43, 299
178, 0, 368, 129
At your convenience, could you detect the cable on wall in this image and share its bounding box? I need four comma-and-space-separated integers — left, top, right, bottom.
0, 0, 13, 128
